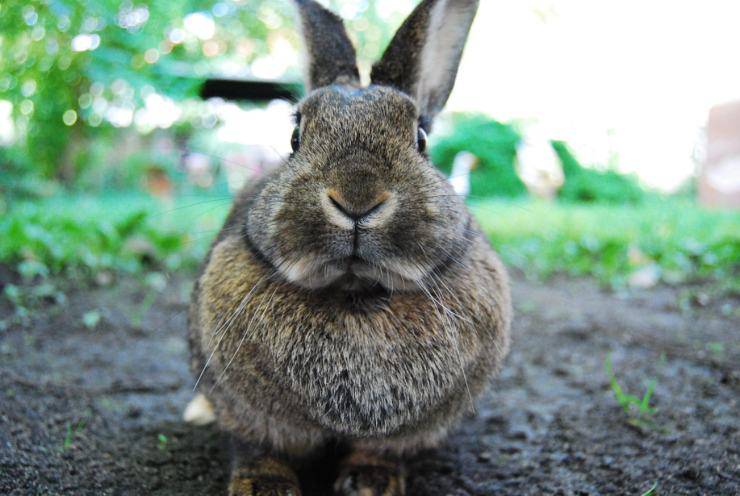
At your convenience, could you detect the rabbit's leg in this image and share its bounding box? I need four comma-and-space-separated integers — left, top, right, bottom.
228, 437, 301, 496
333, 450, 405, 496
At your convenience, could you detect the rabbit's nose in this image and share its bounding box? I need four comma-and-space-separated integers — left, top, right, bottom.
323, 189, 393, 227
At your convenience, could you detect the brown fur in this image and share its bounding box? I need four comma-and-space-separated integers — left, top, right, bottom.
191, 225, 509, 453
294, 0, 360, 90
188, 1, 509, 493
372, 0, 480, 123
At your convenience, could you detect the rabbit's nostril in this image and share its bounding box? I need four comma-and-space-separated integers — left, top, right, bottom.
327, 192, 352, 218
326, 189, 389, 222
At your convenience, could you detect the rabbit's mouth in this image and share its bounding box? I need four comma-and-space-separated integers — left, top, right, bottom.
276, 254, 429, 292
340, 256, 424, 292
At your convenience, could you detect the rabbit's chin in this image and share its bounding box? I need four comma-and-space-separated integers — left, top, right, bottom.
275, 255, 428, 292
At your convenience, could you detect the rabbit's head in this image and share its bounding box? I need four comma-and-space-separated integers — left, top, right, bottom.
247, 0, 479, 291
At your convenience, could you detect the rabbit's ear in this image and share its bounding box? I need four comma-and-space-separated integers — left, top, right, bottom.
371, 0, 478, 125
293, 0, 360, 91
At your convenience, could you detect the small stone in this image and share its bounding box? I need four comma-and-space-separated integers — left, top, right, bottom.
95, 271, 114, 286
628, 264, 660, 289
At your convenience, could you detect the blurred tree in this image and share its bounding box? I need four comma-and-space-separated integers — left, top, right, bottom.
0, 0, 296, 185
551, 140, 645, 204
431, 114, 527, 198
0, 0, 420, 188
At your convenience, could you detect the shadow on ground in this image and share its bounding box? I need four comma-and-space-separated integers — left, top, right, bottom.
1, 273, 738, 495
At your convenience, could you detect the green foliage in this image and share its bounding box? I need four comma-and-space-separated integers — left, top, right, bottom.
604, 354, 656, 416
0, 0, 421, 190
552, 140, 645, 204
430, 114, 527, 198
0, 0, 295, 184
604, 354, 657, 430
641, 483, 658, 496
62, 418, 86, 451
0, 147, 59, 198
0, 1, 192, 180
0, 193, 228, 277
473, 199, 740, 288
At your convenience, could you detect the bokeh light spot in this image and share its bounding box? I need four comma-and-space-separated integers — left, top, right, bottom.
63, 110, 78, 126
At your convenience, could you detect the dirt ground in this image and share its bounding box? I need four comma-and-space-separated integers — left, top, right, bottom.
1, 270, 737, 495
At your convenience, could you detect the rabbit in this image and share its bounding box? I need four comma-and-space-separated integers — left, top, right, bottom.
187, 0, 511, 494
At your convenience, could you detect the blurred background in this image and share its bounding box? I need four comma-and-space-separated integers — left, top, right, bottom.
1, 0, 738, 297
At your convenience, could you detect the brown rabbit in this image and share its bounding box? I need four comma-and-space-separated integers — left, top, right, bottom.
187, 0, 511, 494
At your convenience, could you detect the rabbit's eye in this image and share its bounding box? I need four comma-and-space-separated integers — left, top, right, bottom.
417, 127, 427, 153
290, 126, 300, 152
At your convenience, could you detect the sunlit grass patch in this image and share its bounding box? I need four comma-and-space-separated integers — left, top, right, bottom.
473, 198, 739, 288
0, 192, 231, 277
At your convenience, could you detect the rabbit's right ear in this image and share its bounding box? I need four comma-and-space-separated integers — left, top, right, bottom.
293, 0, 360, 91
371, 0, 479, 127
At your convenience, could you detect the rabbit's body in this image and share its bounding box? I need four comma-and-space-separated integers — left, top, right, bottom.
189, 179, 510, 456
188, 1, 510, 494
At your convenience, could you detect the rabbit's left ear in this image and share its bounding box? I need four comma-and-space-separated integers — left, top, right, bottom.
371, 0, 479, 127
293, 0, 360, 91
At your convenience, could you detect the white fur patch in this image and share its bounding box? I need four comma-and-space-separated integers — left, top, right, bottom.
278, 255, 345, 289
183, 393, 216, 426
352, 260, 430, 292
360, 193, 398, 229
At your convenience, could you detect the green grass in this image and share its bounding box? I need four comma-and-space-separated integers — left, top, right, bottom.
157, 433, 169, 451
604, 354, 656, 420
1, 192, 737, 291
62, 418, 86, 451
0, 192, 231, 277
641, 482, 658, 496
473, 199, 739, 288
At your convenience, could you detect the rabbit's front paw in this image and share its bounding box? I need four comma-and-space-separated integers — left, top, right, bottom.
228, 459, 301, 496
228, 475, 300, 496
333, 451, 405, 496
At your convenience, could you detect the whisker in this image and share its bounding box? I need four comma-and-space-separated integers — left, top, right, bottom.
151, 197, 233, 217
212, 285, 280, 390
416, 279, 476, 413
183, 147, 286, 176
193, 275, 266, 391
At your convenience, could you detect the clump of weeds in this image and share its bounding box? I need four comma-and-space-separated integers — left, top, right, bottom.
604, 354, 658, 429
62, 418, 87, 451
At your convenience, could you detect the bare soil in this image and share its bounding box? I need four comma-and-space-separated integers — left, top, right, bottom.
1, 272, 737, 495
